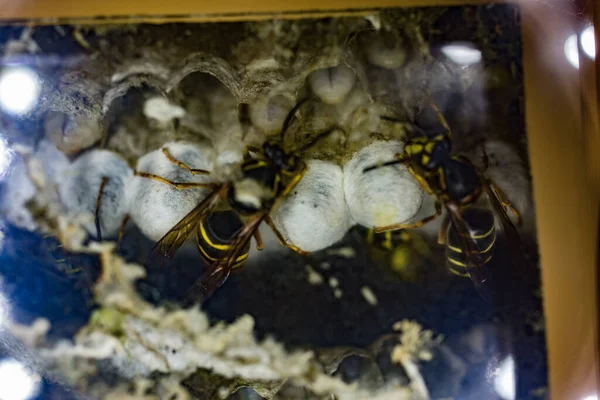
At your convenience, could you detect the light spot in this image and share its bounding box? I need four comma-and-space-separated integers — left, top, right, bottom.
305, 265, 324, 285
0, 136, 13, 180
581, 25, 596, 59
143, 96, 186, 123
441, 42, 482, 65
319, 262, 331, 270
564, 33, 580, 69
0, 359, 41, 400
360, 286, 378, 306
493, 356, 515, 400
0, 291, 10, 328
0, 67, 41, 115
326, 247, 356, 258
582, 396, 598, 400
328, 277, 339, 289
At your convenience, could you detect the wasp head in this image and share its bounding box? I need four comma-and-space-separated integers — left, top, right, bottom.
263, 142, 298, 172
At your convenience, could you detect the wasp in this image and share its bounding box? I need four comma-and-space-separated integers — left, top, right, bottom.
442, 206, 496, 278
137, 99, 328, 304
353, 226, 432, 282
364, 100, 523, 298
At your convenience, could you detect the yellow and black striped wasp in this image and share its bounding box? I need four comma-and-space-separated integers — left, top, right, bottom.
138, 99, 324, 304
364, 100, 523, 299
353, 226, 432, 283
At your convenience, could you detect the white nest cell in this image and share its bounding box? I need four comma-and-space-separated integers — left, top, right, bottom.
308, 65, 356, 105
44, 111, 102, 155
59, 149, 132, 239
365, 37, 407, 70
129, 141, 215, 241
343, 140, 424, 229
249, 94, 294, 135
272, 159, 351, 252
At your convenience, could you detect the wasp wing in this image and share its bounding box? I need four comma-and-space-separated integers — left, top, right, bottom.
148, 184, 229, 266
482, 181, 523, 252
446, 203, 493, 302
481, 180, 529, 310
183, 211, 266, 305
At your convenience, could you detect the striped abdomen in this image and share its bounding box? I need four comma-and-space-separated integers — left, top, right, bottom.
446, 207, 496, 277
196, 210, 250, 269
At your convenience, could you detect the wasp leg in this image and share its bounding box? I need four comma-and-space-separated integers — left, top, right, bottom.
246, 145, 262, 154
488, 180, 522, 225
94, 176, 109, 241
161, 148, 210, 175
264, 216, 309, 255
428, 100, 452, 138
437, 215, 451, 245
479, 141, 490, 171
363, 155, 409, 173
373, 201, 442, 234
134, 171, 218, 190
281, 162, 308, 197
253, 229, 264, 251
117, 214, 131, 245
73, 28, 91, 49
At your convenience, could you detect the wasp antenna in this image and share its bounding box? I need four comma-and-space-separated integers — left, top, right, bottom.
296, 126, 340, 154
363, 158, 406, 173
94, 176, 109, 241
428, 101, 452, 138
380, 115, 404, 123
280, 97, 309, 141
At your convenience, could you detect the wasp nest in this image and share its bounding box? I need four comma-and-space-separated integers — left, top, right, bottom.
0, 5, 539, 399
0, 10, 485, 251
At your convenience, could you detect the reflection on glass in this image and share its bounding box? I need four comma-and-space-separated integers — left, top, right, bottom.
493, 356, 516, 400
582, 395, 599, 400
581, 25, 596, 59
564, 33, 580, 68
0, 5, 548, 399
0, 67, 40, 115
0, 137, 13, 180
440, 42, 482, 65
0, 291, 8, 328
0, 359, 41, 400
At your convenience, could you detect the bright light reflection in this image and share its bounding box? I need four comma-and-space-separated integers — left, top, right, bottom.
0, 291, 8, 327
493, 356, 515, 400
0, 136, 13, 180
0, 67, 40, 115
582, 395, 598, 400
564, 33, 580, 68
441, 43, 482, 65
0, 359, 41, 400
581, 25, 596, 59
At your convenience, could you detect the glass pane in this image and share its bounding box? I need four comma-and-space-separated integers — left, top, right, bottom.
0, 5, 549, 400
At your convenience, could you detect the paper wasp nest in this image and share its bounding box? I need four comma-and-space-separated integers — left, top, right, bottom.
0, 6, 542, 400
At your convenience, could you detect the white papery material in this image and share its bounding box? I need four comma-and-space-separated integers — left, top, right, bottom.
1, 140, 70, 231
308, 65, 356, 105
343, 140, 423, 229
129, 142, 215, 241
60, 150, 133, 238
272, 160, 351, 252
